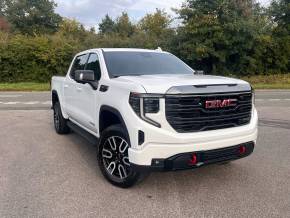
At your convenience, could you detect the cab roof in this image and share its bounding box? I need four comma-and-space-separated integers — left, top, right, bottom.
77, 48, 166, 56
101, 48, 164, 53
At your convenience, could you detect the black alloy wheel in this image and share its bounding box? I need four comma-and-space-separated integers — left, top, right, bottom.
53, 102, 70, 134
98, 124, 142, 188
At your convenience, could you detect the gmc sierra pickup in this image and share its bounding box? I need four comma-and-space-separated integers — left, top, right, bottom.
51, 48, 258, 188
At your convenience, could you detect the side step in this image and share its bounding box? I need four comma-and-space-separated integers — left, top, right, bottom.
67, 121, 99, 145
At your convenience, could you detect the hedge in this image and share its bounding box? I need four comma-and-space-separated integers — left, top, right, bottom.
0, 33, 78, 82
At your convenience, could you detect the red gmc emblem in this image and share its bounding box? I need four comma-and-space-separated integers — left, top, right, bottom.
205, 99, 237, 109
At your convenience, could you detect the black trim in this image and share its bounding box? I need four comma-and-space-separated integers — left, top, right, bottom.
69, 53, 89, 80
86, 52, 102, 81
99, 105, 129, 137
67, 121, 99, 145
138, 130, 145, 145
165, 91, 252, 133
51, 90, 58, 109
99, 85, 109, 92
131, 141, 255, 172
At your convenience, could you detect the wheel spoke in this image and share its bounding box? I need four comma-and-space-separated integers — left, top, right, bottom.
102, 148, 113, 159
118, 164, 127, 179
108, 137, 117, 151
122, 156, 130, 166
112, 137, 117, 150
103, 136, 130, 180
119, 139, 128, 153
107, 161, 116, 175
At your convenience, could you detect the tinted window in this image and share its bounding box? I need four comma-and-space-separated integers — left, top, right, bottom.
70, 54, 89, 79
103, 51, 194, 77
85, 53, 101, 80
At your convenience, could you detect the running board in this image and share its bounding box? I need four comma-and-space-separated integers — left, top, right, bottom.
67, 121, 99, 145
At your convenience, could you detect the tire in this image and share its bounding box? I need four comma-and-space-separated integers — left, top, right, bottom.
53, 102, 70, 134
98, 124, 142, 188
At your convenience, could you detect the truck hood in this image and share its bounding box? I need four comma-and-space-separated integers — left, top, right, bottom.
114, 74, 250, 94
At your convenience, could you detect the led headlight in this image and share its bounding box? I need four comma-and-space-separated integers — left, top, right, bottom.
129, 92, 161, 127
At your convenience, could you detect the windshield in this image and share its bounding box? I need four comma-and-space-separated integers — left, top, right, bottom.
103, 51, 194, 77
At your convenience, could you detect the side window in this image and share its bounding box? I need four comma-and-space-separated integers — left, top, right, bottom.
70, 54, 89, 79
85, 53, 101, 80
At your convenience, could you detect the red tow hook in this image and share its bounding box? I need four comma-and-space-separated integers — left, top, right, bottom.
188, 153, 198, 165
239, 145, 246, 155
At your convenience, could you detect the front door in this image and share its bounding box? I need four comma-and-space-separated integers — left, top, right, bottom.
65, 53, 89, 123
75, 53, 102, 132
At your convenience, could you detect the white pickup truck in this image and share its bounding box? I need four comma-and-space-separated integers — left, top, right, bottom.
51, 48, 258, 188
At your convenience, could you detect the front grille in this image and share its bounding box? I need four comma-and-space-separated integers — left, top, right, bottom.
165, 92, 252, 133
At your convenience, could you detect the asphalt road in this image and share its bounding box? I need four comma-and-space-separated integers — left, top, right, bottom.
0, 91, 290, 217
0, 92, 51, 110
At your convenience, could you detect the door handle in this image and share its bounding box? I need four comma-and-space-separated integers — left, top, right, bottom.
76, 87, 82, 92
64, 85, 69, 88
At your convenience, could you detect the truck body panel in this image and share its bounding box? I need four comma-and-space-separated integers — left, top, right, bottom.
51, 48, 258, 183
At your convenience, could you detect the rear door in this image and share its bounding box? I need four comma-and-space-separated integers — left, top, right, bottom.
75, 52, 102, 131
64, 53, 89, 122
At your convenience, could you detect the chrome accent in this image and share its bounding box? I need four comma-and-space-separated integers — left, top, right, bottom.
165, 91, 252, 98
166, 83, 251, 95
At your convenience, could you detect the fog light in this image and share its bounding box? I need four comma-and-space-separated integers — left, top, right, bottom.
188, 153, 198, 165
239, 146, 246, 155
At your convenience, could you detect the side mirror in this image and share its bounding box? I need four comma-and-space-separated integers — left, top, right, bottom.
75, 70, 98, 90
75, 70, 95, 82
196, 70, 204, 75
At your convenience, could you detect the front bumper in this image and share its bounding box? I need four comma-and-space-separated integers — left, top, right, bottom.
131, 141, 255, 172
128, 107, 258, 166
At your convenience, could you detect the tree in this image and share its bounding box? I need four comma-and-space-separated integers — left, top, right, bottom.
139, 9, 172, 36
268, 0, 290, 33
89, 26, 96, 33
0, 16, 10, 32
175, 0, 267, 75
99, 14, 115, 34
138, 9, 175, 49
57, 19, 87, 39
266, 0, 290, 72
0, 0, 9, 16
114, 12, 136, 37
2, 0, 62, 34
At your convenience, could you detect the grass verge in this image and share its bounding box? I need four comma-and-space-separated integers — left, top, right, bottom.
0, 82, 50, 91
0, 74, 289, 91
241, 74, 290, 89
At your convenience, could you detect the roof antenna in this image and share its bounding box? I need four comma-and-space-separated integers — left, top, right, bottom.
156, 47, 162, 51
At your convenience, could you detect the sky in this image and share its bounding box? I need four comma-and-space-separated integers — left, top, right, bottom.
54, 0, 271, 29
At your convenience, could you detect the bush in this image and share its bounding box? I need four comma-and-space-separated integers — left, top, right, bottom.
0, 32, 78, 82
0, 2, 289, 83
0, 22, 175, 83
